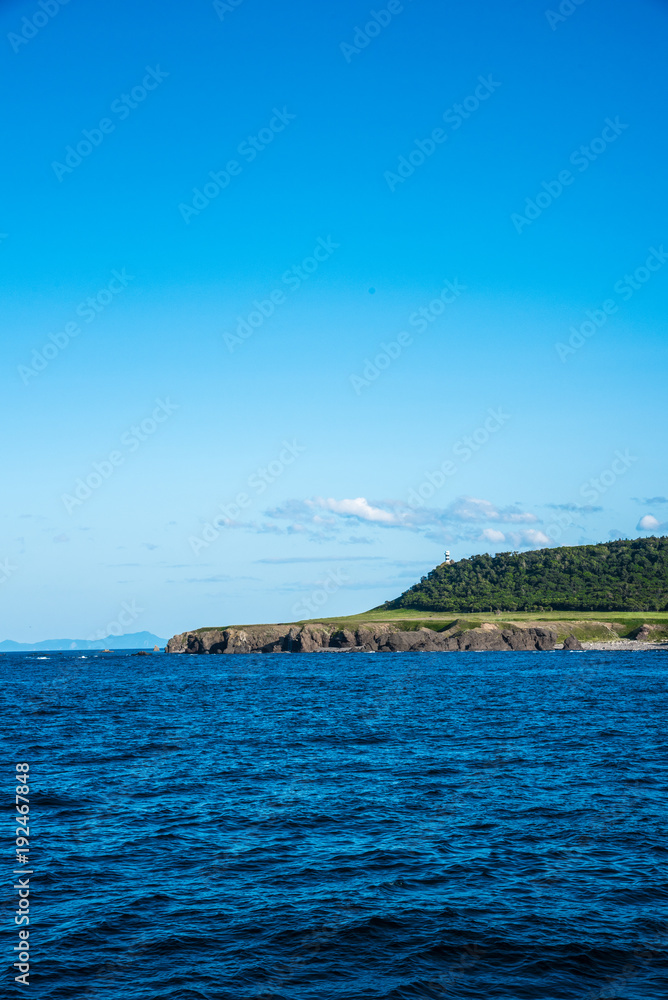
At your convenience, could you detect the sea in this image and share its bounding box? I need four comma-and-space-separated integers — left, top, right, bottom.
4, 649, 668, 999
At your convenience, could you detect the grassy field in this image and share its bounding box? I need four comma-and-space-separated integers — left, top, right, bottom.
348, 609, 668, 625
189, 609, 668, 643
292, 610, 668, 642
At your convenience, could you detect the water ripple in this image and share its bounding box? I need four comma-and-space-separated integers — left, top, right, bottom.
3, 650, 668, 999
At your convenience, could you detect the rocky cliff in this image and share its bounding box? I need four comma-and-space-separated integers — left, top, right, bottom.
166, 620, 558, 654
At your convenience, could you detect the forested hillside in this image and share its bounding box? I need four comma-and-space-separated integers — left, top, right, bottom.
382, 537, 668, 612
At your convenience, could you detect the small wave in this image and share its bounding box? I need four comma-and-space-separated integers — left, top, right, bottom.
5, 648, 667, 1000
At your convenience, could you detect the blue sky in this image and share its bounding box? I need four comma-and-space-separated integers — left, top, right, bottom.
1, 0, 667, 641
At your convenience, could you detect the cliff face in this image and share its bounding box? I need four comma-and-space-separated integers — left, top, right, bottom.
166, 621, 558, 654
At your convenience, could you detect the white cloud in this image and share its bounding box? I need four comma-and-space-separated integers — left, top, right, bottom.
251, 495, 541, 544
637, 514, 661, 531
308, 497, 398, 524
448, 497, 538, 523
520, 529, 550, 546
481, 528, 506, 543
495, 528, 551, 549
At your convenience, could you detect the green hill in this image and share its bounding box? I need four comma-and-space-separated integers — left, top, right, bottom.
380, 537, 668, 613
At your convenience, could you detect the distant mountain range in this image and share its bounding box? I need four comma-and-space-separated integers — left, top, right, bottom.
0, 631, 167, 652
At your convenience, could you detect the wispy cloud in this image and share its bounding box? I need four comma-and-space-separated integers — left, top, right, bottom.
481, 528, 506, 543
256, 556, 386, 564
480, 527, 550, 547
519, 529, 551, 546
185, 574, 234, 583
167, 574, 259, 584
162, 562, 213, 568
223, 495, 547, 548
446, 497, 538, 524
545, 503, 603, 513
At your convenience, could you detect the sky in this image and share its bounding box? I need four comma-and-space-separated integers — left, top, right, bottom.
1, 0, 667, 642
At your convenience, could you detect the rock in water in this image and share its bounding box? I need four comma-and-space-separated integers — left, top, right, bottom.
563, 634, 584, 650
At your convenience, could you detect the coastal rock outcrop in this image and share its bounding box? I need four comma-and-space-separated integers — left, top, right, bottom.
562, 634, 584, 650
628, 623, 668, 643
166, 622, 558, 654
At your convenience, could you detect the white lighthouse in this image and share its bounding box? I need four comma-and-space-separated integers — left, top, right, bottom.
444, 550, 453, 564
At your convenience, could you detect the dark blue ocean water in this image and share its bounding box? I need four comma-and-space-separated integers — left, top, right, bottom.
3, 649, 668, 999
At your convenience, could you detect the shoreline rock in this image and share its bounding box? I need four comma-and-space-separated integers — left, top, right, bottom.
166, 621, 559, 655
581, 640, 667, 651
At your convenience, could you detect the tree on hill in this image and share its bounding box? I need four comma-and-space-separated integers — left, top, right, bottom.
380, 537, 668, 613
